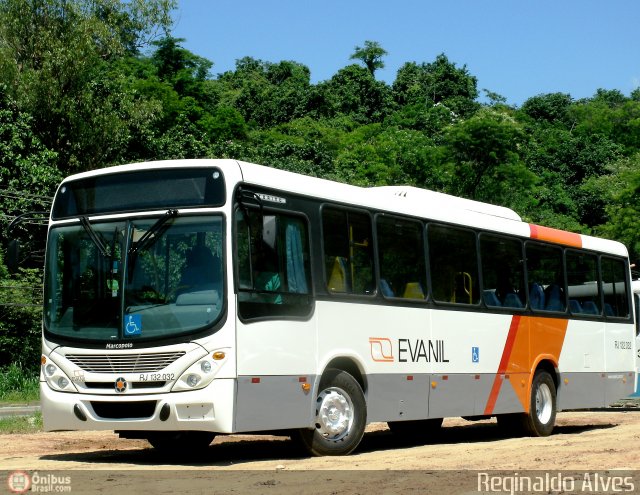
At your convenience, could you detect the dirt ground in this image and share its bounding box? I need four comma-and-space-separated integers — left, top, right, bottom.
2, 411, 640, 494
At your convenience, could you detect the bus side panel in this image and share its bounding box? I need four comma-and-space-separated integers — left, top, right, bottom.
316, 302, 430, 423
234, 375, 317, 432
557, 319, 605, 409
604, 320, 635, 403
235, 317, 317, 431
365, 373, 430, 422
429, 311, 518, 418
557, 373, 605, 410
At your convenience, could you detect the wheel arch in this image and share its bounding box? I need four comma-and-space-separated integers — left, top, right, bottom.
321, 356, 367, 395
533, 357, 560, 391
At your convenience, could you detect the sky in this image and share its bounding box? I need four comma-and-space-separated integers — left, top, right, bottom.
171, 0, 640, 106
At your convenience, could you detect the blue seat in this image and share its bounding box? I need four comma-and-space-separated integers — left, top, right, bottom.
483, 290, 501, 307
569, 299, 582, 314
503, 293, 524, 309
529, 283, 545, 310
604, 303, 615, 316
380, 279, 394, 297
545, 284, 565, 311
582, 301, 599, 315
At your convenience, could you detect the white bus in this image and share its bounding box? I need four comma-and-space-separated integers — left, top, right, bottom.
38, 159, 636, 455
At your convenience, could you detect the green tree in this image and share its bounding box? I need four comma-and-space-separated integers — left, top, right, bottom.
349, 40, 387, 77
217, 57, 311, 128
312, 64, 393, 124
0, 83, 59, 266
569, 93, 640, 155
520, 92, 573, 126
333, 124, 443, 189
595, 154, 640, 262
442, 109, 536, 211
0, 0, 176, 173
392, 54, 480, 117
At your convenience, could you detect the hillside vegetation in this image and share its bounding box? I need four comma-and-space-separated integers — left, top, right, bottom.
1, 0, 639, 370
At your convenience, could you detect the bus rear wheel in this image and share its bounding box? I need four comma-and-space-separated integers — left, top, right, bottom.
523, 370, 557, 437
297, 369, 366, 456
499, 370, 557, 437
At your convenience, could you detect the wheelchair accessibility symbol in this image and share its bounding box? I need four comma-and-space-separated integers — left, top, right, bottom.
472, 346, 480, 363
124, 314, 142, 336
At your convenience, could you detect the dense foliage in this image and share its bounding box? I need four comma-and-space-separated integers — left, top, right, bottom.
1, 0, 640, 369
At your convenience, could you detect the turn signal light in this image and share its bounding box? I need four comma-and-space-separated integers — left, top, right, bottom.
212, 351, 225, 360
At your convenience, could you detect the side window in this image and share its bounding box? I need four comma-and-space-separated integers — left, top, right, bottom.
526, 242, 566, 312
428, 224, 479, 305
236, 207, 312, 320
601, 257, 630, 318
566, 251, 601, 316
480, 235, 525, 309
376, 216, 427, 299
322, 208, 374, 295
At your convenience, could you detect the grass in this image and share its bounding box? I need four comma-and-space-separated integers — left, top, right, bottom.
0, 362, 40, 403
0, 412, 42, 433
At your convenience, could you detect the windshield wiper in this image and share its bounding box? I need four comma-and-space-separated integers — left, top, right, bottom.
127, 209, 179, 282
129, 209, 179, 256
79, 216, 110, 258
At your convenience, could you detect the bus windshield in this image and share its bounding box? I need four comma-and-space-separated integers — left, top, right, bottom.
44, 215, 224, 343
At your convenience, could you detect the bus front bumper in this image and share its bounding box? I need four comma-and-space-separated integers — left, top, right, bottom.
40, 378, 236, 434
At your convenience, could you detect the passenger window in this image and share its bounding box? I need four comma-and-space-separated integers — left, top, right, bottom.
236, 207, 312, 320
377, 216, 427, 299
526, 243, 566, 312
323, 208, 374, 295
601, 257, 629, 318
480, 235, 525, 309
428, 224, 479, 305
566, 251, 601, 316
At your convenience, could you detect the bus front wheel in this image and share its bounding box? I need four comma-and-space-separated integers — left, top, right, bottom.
297, 369, 366, 456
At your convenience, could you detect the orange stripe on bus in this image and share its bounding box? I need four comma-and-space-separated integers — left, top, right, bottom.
529, 224, 582, 248
484, 315, 521, 415
484, 316, 569, 415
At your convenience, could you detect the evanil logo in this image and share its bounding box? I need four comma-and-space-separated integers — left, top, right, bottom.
369, 338, 449, 363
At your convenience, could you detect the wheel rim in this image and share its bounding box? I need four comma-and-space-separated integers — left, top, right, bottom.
535, 382, 553, 424
315, 387, 354, 441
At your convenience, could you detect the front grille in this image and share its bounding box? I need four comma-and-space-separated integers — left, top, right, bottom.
91, 400, 157, 419
85, 381, 166, 390
66, 352, 185, 373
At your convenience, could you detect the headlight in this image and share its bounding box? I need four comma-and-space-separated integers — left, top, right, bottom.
41, 356, 77, 393
187, 374, 200, 387
172, 351, 227, 392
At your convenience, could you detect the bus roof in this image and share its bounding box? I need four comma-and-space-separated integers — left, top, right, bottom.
56, 158, 629, 258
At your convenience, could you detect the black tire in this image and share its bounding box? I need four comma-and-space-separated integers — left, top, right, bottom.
297, 369, 367, 456
522, 370, 557, 437
496, 371, 557, 437
147, 431, 215, 452
387, 418, 443, 437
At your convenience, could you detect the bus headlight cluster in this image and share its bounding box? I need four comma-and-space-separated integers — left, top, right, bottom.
41, 356, 76, 393
172, 357, 219, 392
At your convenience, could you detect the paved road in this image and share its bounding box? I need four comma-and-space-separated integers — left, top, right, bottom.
0, 403, 40, 418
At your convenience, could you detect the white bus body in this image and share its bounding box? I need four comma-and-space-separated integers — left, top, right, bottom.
40, 159, 636, 455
